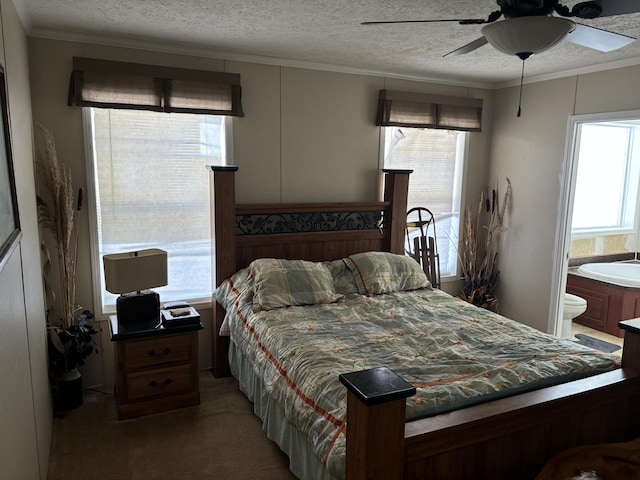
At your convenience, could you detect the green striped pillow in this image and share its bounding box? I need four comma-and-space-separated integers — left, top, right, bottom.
249, 258, 343, 311
345, 251, 430, 295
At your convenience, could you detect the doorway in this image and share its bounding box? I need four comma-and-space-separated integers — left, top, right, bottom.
551, 110, 640, 337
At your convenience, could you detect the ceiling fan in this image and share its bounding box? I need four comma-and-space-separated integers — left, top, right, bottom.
362, 0, 639, 59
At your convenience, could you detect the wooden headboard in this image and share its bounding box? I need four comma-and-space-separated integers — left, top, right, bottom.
209, 166, 411, 376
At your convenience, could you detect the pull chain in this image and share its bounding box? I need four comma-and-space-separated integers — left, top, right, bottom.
517, 59, 526, 117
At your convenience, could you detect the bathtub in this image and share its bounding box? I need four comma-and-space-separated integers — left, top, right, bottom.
576, 262, 640, 288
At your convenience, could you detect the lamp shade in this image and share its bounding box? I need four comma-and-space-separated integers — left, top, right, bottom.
103, 248, 168, 294
482, 16, 575, 58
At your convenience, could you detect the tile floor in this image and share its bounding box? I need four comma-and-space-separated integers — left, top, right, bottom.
572, 322, 624, 351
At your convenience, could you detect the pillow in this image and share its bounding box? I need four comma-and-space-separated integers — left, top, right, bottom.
344, 251, 430, 295
249, 258, 343, 311
213, 268, 253, 311
324, 259, 359, 295
214, 268, 255, 336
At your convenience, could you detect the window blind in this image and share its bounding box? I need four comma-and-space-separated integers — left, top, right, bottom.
69, 57, 244, 116
89, 108, 224, 310
376, 89, 482, 132
383, 127, 465, 277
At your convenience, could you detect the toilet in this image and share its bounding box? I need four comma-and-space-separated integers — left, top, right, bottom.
561, 293, 587, 339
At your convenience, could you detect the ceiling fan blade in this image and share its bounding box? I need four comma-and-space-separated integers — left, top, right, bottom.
443, 36, 489, 57
361, 18, 487, 25
566, 23, 635, 51
592, 0, 640, 17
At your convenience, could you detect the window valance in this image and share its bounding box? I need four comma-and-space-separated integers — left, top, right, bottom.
376, 89, 482, 132
68, 57, 244, 117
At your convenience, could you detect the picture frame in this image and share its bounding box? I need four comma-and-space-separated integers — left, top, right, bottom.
0, 63, 21, 273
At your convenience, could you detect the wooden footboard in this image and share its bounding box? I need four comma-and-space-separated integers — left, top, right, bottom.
342, 319, 640, 480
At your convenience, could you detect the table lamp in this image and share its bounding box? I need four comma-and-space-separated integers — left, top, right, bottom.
103, 248, 168, 326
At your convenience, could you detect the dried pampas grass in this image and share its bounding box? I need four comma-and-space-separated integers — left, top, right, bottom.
459, 178, 512, 312
36, 124, 83, 328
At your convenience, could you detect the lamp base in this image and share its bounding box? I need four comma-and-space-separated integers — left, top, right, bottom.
116, 290, 160, 326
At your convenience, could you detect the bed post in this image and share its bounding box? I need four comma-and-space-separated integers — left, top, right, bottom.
210, 165, 239, 377
339, 367, 416, 480
382, 169, 412, 255
620, 319, 640, 371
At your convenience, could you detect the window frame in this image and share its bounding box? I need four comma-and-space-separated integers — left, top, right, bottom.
83, 108, 232, 318
378, 126, 468, 282
570, 121, 640, 239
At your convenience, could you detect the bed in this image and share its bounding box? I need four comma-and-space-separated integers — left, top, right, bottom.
209, 166, 640, 480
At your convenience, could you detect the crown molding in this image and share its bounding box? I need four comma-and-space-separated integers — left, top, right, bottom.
27, 24, 640, 92
493, 55, 640, 89
28, 28, 495, 90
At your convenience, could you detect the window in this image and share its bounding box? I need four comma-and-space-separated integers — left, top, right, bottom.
382, 127, 466, 278
571, 122, 640, 235
85, 108, 231, 315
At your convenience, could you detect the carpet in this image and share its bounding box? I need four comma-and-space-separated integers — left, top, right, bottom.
47, 371, 297, 480
574, 333, 622, 354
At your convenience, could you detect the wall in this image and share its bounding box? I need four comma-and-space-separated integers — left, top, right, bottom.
0, 0, 51, 478
28, 37, 493, 388
491, 64, 640, 333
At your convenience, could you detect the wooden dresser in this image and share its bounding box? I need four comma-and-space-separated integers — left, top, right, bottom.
109, 315, 203, 420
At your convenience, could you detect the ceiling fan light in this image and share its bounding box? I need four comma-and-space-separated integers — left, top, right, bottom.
481, 16, 575, 57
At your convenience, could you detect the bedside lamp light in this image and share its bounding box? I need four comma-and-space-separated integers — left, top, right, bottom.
103, 248, 168, 326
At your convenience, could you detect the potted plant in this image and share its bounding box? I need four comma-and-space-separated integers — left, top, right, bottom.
35, 124, 98, 412
47, 310, 97, 410
459, 178, 512, 312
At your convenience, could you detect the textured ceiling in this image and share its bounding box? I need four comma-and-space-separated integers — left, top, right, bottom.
16, 0, 640, 87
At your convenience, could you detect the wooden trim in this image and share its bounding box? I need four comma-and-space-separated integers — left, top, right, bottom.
345, 392, 407, 480
340, 367, 415, 480
210, 166, 238, 287
620, 318, 640, 371
383, 170, 410, 254
210, 166, 237, 377
236, 201, 389, 215
236, 230, 386, 246
402, 369, 640, 479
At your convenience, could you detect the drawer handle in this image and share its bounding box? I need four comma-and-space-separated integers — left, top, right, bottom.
147, 347, 172, 358
149, 378, 173, 388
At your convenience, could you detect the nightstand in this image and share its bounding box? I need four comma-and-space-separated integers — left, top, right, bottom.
109, 315, 204, 420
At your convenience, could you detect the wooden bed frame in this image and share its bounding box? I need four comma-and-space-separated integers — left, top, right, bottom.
209, 166, 640, 480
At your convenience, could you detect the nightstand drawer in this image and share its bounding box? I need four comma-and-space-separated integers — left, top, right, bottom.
123, 334, 192, 369
125, 364, 195, 401
110, 315, 203, 420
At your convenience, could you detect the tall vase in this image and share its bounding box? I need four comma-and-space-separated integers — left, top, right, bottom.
58, 367, 83, 410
